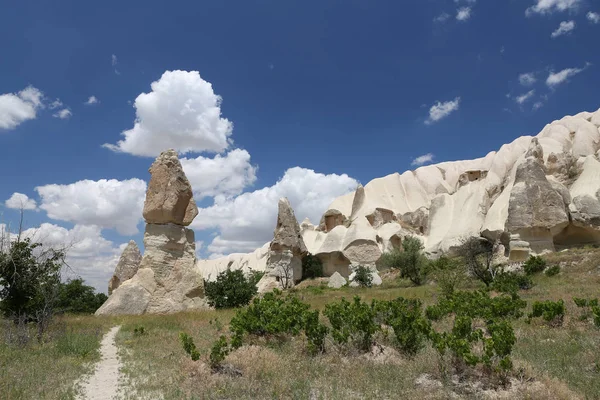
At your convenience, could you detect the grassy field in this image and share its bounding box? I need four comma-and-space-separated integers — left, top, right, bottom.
2, 247, 600, 399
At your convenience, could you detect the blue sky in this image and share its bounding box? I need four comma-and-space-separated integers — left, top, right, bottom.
1, 0, 599, 291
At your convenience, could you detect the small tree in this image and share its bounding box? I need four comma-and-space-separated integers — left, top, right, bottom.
379, 236, 428, 285
351, 265, 373, 287
457, 237, 500, 287
56, 278, 108, 314
204, 268, 263, 309
523, 256, 546, 275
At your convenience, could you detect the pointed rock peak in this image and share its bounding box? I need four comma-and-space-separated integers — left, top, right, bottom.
525, 137, 544, 163
271, 197, 307, 253
143, 149, 198, 226
108, 240, 142, 295
301, 217, 315, 231
350, 184, 365, 220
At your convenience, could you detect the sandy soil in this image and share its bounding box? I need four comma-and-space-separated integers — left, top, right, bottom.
78, 325, 122, 400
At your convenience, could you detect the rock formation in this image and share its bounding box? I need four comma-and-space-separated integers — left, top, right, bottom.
97, 149, 206, 315
108, 240, 142, 295
256, 198, 308, 291
328, 271, 347, 289
198, 108, 600, 281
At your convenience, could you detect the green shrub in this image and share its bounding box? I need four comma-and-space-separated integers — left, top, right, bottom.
573, 298, 599, 324
429, 256, 466, 297
302, 254, 324, 280
425, 290, 526, 322
544, 265, 560, 276
209, 335, 231, 369
593, 306, 600, 328
373, 297, 430, 356
351, 265, 373, 288
491, 271, 533, 294
528, 300, 565, 326
456, 238, 500, 287
204, 268, 263, 309
379, 236, 428, 285
304, 310, 328, 355
133, 326, 146, 337
56, 278, 108, 314
229, 290, 311, 348
179, 332, 200, 361
523, 256, 546, 275
324, 296, 379, 351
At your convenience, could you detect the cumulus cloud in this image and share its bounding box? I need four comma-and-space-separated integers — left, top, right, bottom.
53, 108, 72, 119
425, 97, 461, 124
588, 11, 600, 23
411, 154, 435, 166
519, 72, 537, 86
103, 70, 233, 157
546, 64, 589, 87
456, 7, 472, 21
21, 223, 124, 292
5, 192, 37, 210
0, 86, 44, 130
181, 149, 257, 200
49, 99, 63, 109
85, 96, 99, 105
526, 0, 582, 16
36, 178, 147, 235
192, 167, 359, 256
551, 20, 575, 37
516, 90, 535, 104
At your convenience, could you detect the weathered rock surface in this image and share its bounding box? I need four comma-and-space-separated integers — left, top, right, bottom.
97, 150, 206, 315
142, 149, 198, 226
108, 240, 142, 295
328, 271, 347, 289
198, 107, 600, 279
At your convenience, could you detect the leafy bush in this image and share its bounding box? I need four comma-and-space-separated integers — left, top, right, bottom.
204, 268, 263, 309
373, 297, 430, 356
179, 332, 200, 361
324, 296, 379, 351
229, 290, 311, 348
523, 256, 546, 275
209, 335, 231, 369
545, 265, 560, 277
56, 278, 107, 314
379, 236, 428, 285
528, 300, 565, 326
133, 326, 146, 337
301, 254, 324, 280
303, 310, 329, 355
491, 271, 533, 294
573, 298, 599, 324
425, 290, 526, 322
351, 265, 373, 288
429, 256, 466, 297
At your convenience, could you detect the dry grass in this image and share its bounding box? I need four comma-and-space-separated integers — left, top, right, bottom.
2, 247, 600, 399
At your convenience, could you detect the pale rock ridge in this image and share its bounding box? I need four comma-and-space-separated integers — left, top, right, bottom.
97, 149, 206, 315
198, 107, 600, 279
107, 240, 141, 295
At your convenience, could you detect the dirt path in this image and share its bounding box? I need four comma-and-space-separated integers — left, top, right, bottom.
78, 325, 122, 400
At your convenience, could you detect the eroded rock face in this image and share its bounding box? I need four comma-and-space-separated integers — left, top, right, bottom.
506, 141, 569, 252
108, 240, 142, 295
142, 149, 198, 226
263, 198, 307, 290
328, 271, 347, 289
97, 150, 206, 315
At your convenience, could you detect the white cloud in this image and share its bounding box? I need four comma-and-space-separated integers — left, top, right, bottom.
181, 149, 257, 200
411, 154, 435, 166
519, 72, 537, 86
456, 7, 472, 21
103, 70, 233, 157
526, 0, 582, 16
49, 99, 63, 109
85, 96, 99, 105
5, 192, 37, 210
533, 101, 544, 110
192, 167, 359, 256
53, 108, 72, 119
546, 64, 588, 87
0, 86, 44, 130
36, 178, 147, 235
20, 223, 124, 292
516, 90, 535, 104
434, 13, 450, 22
588, 11, 600, 23
425, 97, 461, 124
111, 54, 118, 66
551, 20, 575, 37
